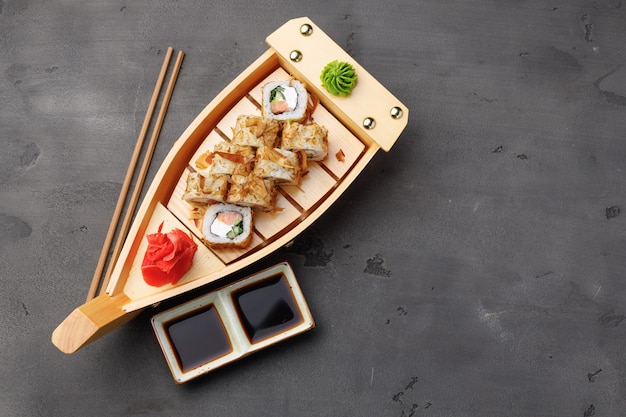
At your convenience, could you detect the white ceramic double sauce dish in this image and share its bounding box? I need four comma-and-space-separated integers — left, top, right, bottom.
151, 262, 315, 383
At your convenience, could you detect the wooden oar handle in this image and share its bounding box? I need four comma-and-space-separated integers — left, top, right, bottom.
52, 294, 141, 354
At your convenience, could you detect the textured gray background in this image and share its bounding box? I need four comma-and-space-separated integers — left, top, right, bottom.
2, 1, 626, 416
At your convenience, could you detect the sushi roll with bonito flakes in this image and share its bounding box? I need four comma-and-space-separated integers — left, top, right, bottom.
181, 172, 229, 204
226, 173, 277, 212
231, 115, 281, 148
253, 146, 303, 185
197, 142, 255, 177
262, 80, 309, 122
280, 121, 328, 161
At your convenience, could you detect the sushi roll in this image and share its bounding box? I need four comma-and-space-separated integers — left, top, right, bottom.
202, 203, 254, 249
201, 142, 255, 176
280, 121, 328, 161
231, 115, 280, 148
181, 172, 229, 204
226, 173, 276, 212
262, 80, 309, 122
252, 146, 302, 185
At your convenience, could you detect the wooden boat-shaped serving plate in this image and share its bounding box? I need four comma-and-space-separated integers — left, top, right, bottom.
52, 17, 408, 354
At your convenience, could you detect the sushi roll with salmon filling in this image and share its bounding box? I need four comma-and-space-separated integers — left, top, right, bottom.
262, 80, 309, 123
202, 203, 253, 249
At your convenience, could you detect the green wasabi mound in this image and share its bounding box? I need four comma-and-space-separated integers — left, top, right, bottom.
320, 60, 357, 97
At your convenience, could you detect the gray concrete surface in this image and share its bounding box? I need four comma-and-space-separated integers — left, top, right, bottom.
2, 1, 626, 416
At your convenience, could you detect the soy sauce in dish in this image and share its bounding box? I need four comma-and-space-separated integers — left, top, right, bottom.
166, 305, 232, 372
232, 274, 304, 344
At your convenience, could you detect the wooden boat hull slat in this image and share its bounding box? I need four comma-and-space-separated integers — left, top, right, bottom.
214, 99, 260, 137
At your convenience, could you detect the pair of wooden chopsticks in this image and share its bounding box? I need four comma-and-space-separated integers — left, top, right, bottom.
85, 47, 185, 302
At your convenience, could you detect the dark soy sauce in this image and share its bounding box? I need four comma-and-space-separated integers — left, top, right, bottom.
166, 305, 232, 372
232, 274, 304, 344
